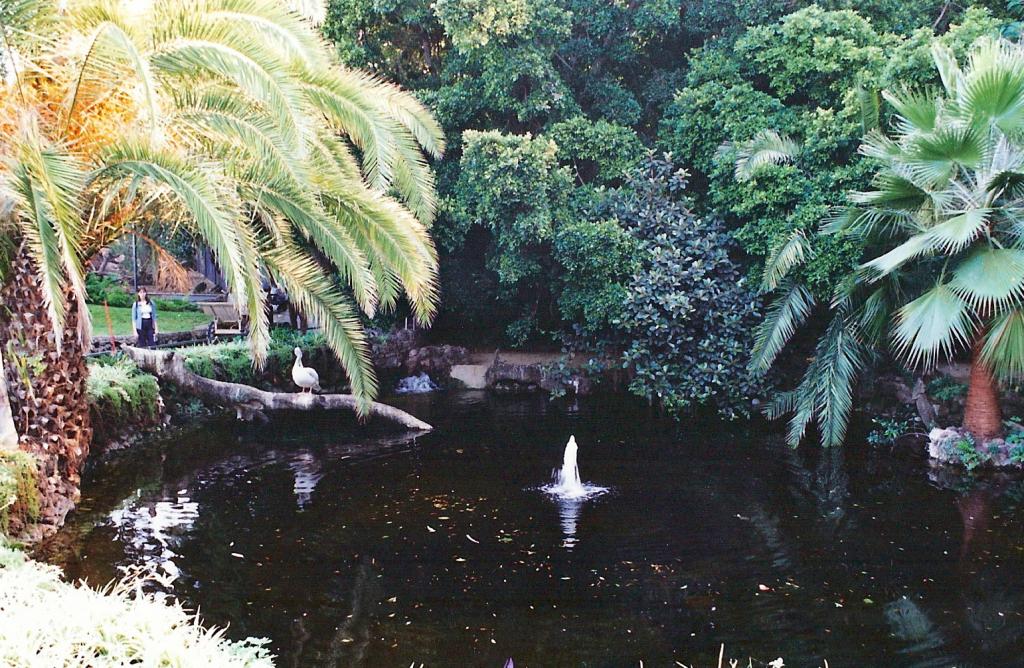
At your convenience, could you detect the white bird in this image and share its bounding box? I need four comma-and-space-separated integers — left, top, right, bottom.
292, 347, 321, 393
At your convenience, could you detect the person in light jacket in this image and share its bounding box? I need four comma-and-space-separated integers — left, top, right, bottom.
131, 287, 158, 348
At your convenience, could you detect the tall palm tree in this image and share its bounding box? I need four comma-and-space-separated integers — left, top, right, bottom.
0, 0, 443, 525
753, 36, 1024, 446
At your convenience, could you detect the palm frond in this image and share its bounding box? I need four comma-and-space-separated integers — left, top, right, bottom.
949, 247, 1024, 311
727, 130, 800, 183
749, 281, 815, 374
981, 308, 1024, 380
893, 281, 975, 369
264, 241, 377, 411
881, 88, 940, 134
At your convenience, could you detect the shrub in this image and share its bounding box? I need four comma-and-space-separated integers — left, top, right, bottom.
0, 542, 274, 666
866, 417, 916, 446
85, 273, 133, 307
612, 156, 762, 417
181, 329, 327, 384
954, 435, 982, 471
0, 451, 39, 534
86, 357, 161, 422
927, 376, 967, 402
154, 297, 200, 312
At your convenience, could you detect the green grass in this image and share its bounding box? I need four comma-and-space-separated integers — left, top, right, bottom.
88, 304, 210, 338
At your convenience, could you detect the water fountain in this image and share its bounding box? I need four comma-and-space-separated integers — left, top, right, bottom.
542, 436, 607, 548
543, 435, 606, 500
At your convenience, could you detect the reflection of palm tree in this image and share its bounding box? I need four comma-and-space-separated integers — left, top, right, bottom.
323, 555, 377, 668
955, 486, 1024, 657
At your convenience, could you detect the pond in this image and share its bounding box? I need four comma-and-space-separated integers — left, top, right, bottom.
40, 391, 1024, 667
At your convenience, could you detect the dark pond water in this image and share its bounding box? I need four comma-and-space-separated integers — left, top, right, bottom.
39, 391, 1024, 667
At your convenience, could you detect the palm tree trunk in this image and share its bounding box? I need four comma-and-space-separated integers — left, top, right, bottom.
0, 355, 18, 451
0, 243, 92, 532
963, 338, 1002, 441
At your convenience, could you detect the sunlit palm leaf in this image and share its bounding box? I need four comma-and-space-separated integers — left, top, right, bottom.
893, 282, 974, 369
727, 130, 800, 183
981, 308, 1024, 380
761, 230, 808, 291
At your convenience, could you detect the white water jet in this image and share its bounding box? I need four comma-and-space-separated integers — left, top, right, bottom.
542, 435, 607, 501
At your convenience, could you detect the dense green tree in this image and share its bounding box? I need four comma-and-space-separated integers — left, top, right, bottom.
613, 157, 762, 417
446, 131, 571, 342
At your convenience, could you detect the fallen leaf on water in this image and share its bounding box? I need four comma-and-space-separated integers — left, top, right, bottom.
467, 534, 479, 543
427, 526, 436, 533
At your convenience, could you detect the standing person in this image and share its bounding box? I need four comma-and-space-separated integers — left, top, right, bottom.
131, 287, 158, 348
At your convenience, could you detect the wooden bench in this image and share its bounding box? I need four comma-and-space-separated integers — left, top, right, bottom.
198, 302, 246, 340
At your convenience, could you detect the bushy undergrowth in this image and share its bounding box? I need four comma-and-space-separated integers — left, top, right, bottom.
86, 357, 161, 421
0, 451, 39, 534
0, 542, 274, 667
86, 357, 162, 445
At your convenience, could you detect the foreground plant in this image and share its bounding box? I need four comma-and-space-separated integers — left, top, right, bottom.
0, 542, 273, 667
754, 36, 1024, 446
0, 0, 442, 525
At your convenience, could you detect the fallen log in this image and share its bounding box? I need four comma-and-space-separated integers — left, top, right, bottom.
121, 346, 433, 431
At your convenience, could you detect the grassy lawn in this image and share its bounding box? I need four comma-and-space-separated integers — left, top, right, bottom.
88, 304, 211, 338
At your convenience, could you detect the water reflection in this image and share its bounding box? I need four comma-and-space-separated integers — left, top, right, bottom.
287, 451, 323, 509
555, 496, 584, 549
108, 493, 199, 586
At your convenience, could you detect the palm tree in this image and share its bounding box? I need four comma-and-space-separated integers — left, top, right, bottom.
753, 36, 1024, 446
0, 0, 443, 525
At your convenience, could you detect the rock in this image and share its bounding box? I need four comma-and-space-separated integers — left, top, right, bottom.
485, 359, 592, 395
928, 426, 1024, 470
403, 345, 469, 380
370, 329, 420, 373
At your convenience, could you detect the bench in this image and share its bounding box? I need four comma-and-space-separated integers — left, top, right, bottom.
198, 302, 246, 340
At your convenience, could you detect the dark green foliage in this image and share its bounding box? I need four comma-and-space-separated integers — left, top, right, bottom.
553, 219, 639, 341
182, 329, 327, 385
613, 157, 762, 417
86, 273, 134, 307
866, 416, 917, 446
928, 376, 967, 402
546, 117, 644, 185
0, 451, 39, 534
659, 82, 793, 175
85, 273, 199, 312
448, 130, 570, 343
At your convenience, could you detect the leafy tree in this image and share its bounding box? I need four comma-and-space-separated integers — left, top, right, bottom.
754, 37, 1024, 446
613, 156, 762, 417
553, 218, 638, 342
447, 131, 571, 342
735, 6, 893, 107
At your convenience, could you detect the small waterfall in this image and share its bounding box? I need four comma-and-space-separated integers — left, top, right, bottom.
395, 372, 438, 394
